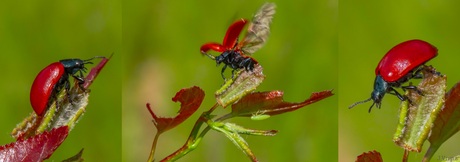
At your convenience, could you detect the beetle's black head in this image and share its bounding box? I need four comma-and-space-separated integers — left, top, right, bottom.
370, 75, 388, 110
215, 51, 230, 65
349, 75, 389, 113
60, 56, 104, 76
60, 59, 88, 75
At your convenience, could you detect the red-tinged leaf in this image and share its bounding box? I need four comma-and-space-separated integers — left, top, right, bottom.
425, 80, 460, 160
430, 80, 460, 142
231, 90, 333, 117
62, 148, 84, 162
147, 86, 205, 134
0, 126, 69, 161
83, 55, 111, 89
356, 150, 383, 162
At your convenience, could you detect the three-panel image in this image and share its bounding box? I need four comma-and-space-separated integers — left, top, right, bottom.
0, 0, 459, 161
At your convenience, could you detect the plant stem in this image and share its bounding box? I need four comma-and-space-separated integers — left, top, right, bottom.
402, 149, 409, 162
216, 113, 234, 122
147, 133, 161, 162
423, 144, 440, 162
160, 116, 206, 162
159, 103, 219, 161
207, 103, 219, 114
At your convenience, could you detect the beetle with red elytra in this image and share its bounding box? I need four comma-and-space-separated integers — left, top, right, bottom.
200, 3, 276, 80
349, 39, 438, 112
30, 58, 100, 116
200, 19, 256, 80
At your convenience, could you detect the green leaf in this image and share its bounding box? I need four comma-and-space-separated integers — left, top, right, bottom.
222, 122, 277, 136
393, 67, 446, 152
215, 64, 265, 108
207, 121, 259, 162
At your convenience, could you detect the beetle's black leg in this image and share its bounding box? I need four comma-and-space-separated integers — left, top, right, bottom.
221, 64, 227, 80
248, 60, 254, 71
238, 59, 245, 67
79, 70, 84, 78
388, 87, 406, 101
388, 87, 417, 106
73, 75, 85, 83
247, 59, 253, 71
63, 79, 74, 105
413, 72, 423, 79
402, 85, 424, 96
72, 75, 85, 89
241, 58, 253, 71
231, 69, 236, 78
412, 66, 424, 79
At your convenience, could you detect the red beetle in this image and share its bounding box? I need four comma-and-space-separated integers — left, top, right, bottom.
200, 19, 257, 79
200, 3, 276, 80
30, 59, 93, 116
349, 39, 438, 112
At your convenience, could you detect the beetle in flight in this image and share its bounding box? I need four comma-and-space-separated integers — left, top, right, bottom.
200, 3, 276, 80
200, 19, 256, 79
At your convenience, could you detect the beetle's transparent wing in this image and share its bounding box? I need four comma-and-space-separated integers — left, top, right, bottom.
239, 3, 276, 55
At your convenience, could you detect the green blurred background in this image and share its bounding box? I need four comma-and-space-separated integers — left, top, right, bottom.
123, 0, 337, 161
339, 1, 460, 161
0, 0, 121, 161
6, 0, 459, 161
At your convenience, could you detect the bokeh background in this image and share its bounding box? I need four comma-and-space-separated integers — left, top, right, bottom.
2, 0, 459, 161
339, 1, 460, 161
123, 0, 337, 161
0, 0, 121, 161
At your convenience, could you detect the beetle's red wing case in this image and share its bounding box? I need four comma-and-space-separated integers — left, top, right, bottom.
200, 42, 225, 53
30, 62, 65, 116
239, 2, 276, 55
376, 39, 438, 82
222, 19, 248, 50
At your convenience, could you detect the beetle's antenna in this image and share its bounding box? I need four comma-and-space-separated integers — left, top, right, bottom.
201, 52, 216, 60
349, 98, 372, 109
84, 56, 106, 63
